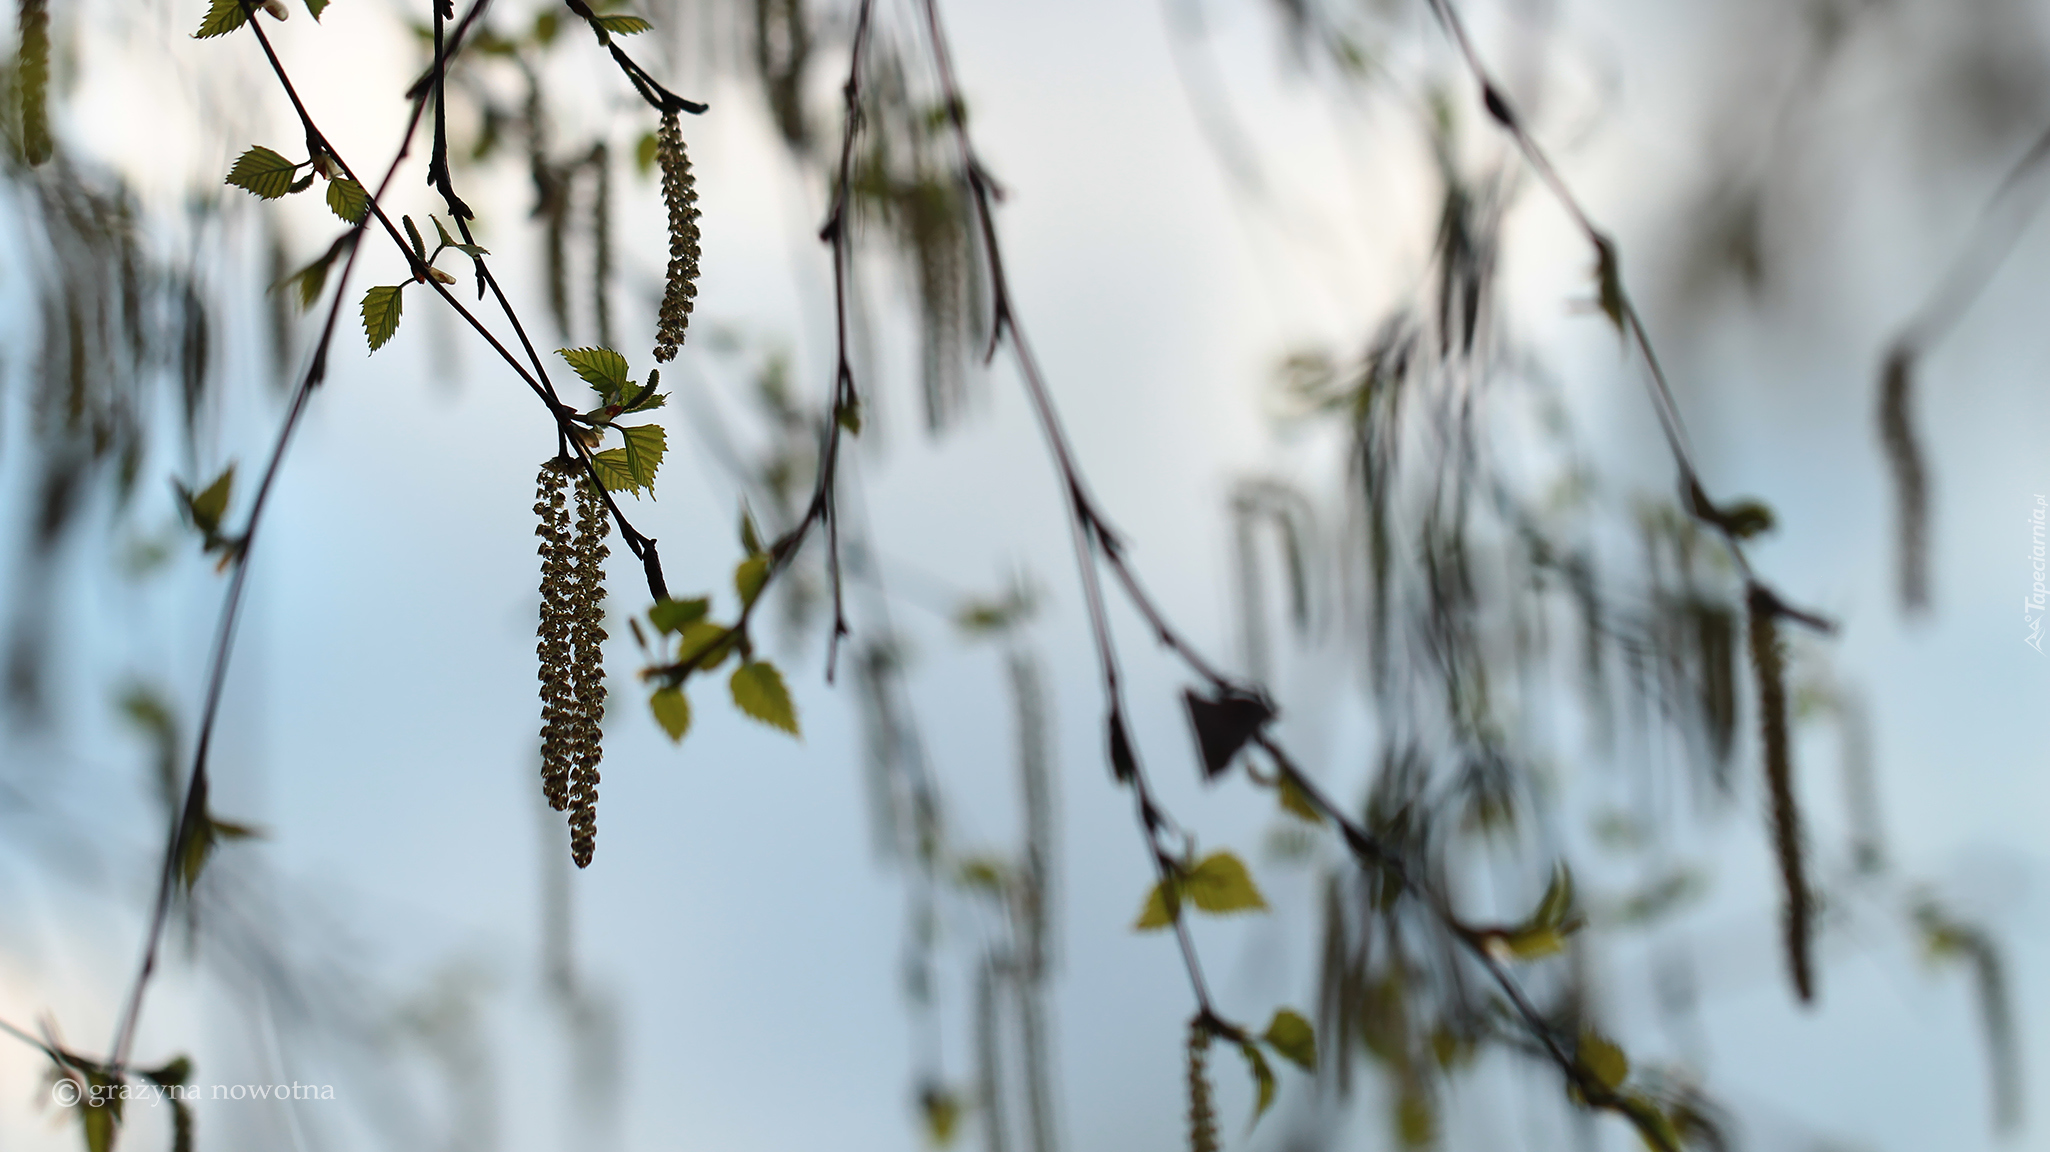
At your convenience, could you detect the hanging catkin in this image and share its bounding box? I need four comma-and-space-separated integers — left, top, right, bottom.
537, 459, 610, 867
1747, 583, 1812, 1002
567, 470, 610, 868
652, 111, 701, 363
1185, 1020, 1218, 1152
536, 460, 575, 812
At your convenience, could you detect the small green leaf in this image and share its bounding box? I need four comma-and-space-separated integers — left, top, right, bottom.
649, 686, 691, 742
1133, 877, 1179, 930
326, 176, 368, 223
225, 146, 302, 199
1533, 863, 1575, 929
649, 596, 710, 634
1594, 234, 1627, 337
287, 172, 316, 194
920, 1086, 962, 1147
1577, 1029, 1629, 1094
557, 347, 632, 400
360, 284, 404, 351
1181, 850, 1268, 915
1277, 773, 1324, 824
676, 622, 736, 671
590, 448, 634, 493
837, 396, 864, 436
1237, 1040, 1277, 1124
734, 554, 770, 607
432, 215, 458, 249
1396, 1089, 1435, 1149
194, 0, 251, 38
616, 423, 666, 494
277, 243, 341, 310
635, 131, 659, 176
1261, 1009, 1316, 1071
739, 506, 764, 556
303, 0, 329, 20
594, 13, 653, 34
1499, 925, 1566, 960
730, 660, 799, 735
186, 465, 235, 535
403, 215, 428, 265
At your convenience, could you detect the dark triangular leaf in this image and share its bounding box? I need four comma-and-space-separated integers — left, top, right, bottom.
1182, 688, 1274, 780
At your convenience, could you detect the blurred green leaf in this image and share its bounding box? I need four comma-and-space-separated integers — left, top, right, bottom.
734, 554, 770, 607
730, 660, 799, 735
1577, 1029, 1628, 1093
1262, 1009, 1316, 1071
593, 13, 652, 34
1182, 851, 1267, 915
1237, 1040, 1276, 1124
650, 686, 691, 742
649, 596, 709, 634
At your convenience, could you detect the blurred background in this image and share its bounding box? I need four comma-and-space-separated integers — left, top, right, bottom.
0, 0, 2046, 1150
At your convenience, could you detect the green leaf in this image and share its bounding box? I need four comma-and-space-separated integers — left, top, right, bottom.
432, 215, 458, 249
649, 596, 710, 634
225, 146, 302, 199
650, 686, 691, 742
1499, 925, 1566, 960
635, 131, 659, 176
739, 506, 764, 556
920, 1087, 962, 1147
186, 465, 235, 535
277, 242, 342, 311
1577, 1029, 1629, 1094
303, 0, 329, 20
360, 284, 404, 351
1261, 1009, 1316, 1071
1277, 773, 1324, 824
730, 660, 799, 735
287, 172, 315, 194
558, 347, 631, 400
590, 448, 635, 493
594, 13, 652, 34
734, 554, 771, 607
194, 0, 251, 38
1133, 877, 1179, 930
1181, 850, 1268, 915
1533, 863, 1575, 929
326, 176, 368, 223
1237, 1040, 1277, 1124
616, 423, 666, 494
676, 622, 736, 671
836, 395, 864, 435
1594, 234, 1627, 337
1396, 1089, 1435, 1149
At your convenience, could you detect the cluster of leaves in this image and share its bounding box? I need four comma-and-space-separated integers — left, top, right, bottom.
554, 347, 667, 493
635, 510, 800, 744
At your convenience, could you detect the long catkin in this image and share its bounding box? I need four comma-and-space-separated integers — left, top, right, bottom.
652, 112, 701, 363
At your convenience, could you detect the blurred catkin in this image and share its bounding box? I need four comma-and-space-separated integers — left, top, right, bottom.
1747, 583, 1812, 1003
652, 112, 701, 363
1186, 1021, 1218, 1152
